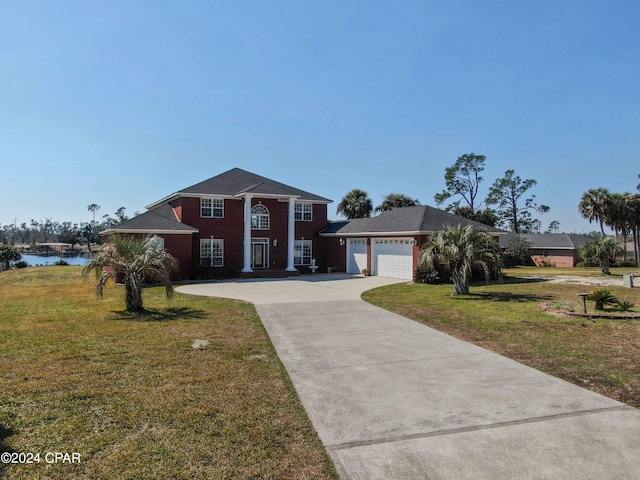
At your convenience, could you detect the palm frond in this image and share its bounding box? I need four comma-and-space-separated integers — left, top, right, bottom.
83, 233, 179, 311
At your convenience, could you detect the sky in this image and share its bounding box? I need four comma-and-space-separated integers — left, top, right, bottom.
1, 1, 639, 233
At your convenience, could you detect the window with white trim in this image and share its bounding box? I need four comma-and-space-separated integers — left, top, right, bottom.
295, 202, 312, 221
374, 239, 413, 245
294, 240, 312, 265
201, 198, 224, 218
251, 204, 270, 230
200, 239, 224, 267
147, 236, 165, 250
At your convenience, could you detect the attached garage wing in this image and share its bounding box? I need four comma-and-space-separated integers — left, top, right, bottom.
372, 238, 414, 280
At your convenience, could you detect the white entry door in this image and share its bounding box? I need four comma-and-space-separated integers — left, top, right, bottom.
346, 239, 368, 274
372, 238, 414, 280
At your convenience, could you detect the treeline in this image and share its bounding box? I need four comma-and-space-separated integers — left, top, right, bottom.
0, 206, 134, 249
579, 181, 640, 265
337, 153, 556, 233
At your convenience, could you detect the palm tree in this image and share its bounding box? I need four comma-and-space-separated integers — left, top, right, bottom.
606, 192, 634, 262
375, 193, 420, 214
418, 224, 502, 295
629, 194, 640, 266
83, 234, 178, 311
87, 204, 101, 225
579, 188, 611, 235
579, 235, 622, 275
336, 189, 373, 219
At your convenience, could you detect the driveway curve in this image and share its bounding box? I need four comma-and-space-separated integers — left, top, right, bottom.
177, 274, 640, 480
177, 273, 404, 304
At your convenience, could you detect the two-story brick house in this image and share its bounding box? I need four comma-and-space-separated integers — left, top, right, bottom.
104, 168, 331, 279
105, 167, 505, 280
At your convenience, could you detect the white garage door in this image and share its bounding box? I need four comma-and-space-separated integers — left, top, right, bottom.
373, 238, 414, 280
347, 239, 368, 274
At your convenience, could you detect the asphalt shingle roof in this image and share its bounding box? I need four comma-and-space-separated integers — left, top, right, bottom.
177, 168, 331, 202
104, 203, 198, 233
324, 205, 504, 235
499, 233, 588, 249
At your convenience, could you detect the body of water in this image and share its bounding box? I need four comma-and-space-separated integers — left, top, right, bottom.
19, 254, 90, 266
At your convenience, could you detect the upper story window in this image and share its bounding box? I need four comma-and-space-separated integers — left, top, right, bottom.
250, 204, 270, 230
295, 202, 312, 221
201, 198, 224, 218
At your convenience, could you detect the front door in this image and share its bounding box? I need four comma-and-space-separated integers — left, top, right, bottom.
251, 239, 269, 269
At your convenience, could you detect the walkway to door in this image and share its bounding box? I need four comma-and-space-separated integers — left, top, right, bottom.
178, 275, 640, 479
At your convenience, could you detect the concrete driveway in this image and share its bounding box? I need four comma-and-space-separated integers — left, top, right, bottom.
177, 274, 640, 479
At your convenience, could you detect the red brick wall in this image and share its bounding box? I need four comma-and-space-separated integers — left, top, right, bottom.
171, 197, 330, 276
256, 198, 287, 269
170, 198, 184, 222
292, 203, 328, 271
414, 234, 429, 275
319, 237, 347, 272
162, 234, 194, 279
101, 232, 194, 280
531, 250, 576, 268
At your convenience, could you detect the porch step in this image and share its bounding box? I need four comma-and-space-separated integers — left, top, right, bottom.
240, 269, 301, 279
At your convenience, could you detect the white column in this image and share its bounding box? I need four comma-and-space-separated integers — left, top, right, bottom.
286, 196, 297, 271
242, 195, 253, 272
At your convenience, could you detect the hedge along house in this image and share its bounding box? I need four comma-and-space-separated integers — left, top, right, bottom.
320, 205, 505, 280
102, 168, 331, 279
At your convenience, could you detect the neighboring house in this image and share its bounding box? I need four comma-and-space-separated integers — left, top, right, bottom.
104, 168, 505, 280
499, 233, 588, 267
103, 168, 331, 279
320, 205, 504, 280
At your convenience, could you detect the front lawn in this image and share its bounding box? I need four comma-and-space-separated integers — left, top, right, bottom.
0, 267, 337, 480
500, 265, 640, 278
362, 268, 640, 408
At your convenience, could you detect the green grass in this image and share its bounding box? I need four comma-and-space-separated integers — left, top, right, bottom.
504, 266, 640, 278
0, 267, 337, 480
363, 268, 640, 408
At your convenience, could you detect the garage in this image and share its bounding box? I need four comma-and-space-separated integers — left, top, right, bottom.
322, 206, 503, 280
372, 238, 414, 280
346, 239, 368, 274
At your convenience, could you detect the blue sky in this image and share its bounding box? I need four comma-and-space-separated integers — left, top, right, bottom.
1, 1, 638, 233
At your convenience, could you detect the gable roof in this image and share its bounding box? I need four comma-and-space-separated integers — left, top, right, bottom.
322, 205, 504, 236
499, 233, 588, 250
102, 203, 199, 235
149, 168, 331, 208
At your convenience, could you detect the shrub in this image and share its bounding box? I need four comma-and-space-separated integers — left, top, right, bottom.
415, 267, 441, 284
614, 260, 638, 268
54, 259, 69, 266
505, 237, 533, 266
0, 245, 22, 270
14, 261, 28, 269
587, 289, 618, 310
617, 300, 635, 312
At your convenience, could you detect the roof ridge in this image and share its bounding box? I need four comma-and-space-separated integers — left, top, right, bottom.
172, 168, 331, 202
